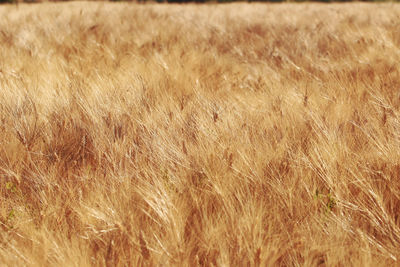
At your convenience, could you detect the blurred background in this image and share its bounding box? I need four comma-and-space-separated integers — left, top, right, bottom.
1, 0, 399, 5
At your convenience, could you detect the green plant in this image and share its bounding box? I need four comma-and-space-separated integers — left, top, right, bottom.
4, 181, 19, 229
314, 189, 336, 214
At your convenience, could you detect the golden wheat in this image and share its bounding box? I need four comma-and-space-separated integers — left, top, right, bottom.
0, 2, 400, 266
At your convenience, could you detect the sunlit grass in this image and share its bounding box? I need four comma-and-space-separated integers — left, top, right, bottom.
0, 2, 400, 265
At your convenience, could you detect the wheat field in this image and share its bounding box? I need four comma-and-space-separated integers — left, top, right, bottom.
1, 2, 400, 266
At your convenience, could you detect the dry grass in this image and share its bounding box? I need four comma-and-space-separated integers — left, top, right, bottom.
1, 1, 400, 265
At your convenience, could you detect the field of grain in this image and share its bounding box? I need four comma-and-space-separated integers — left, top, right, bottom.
1, 2, 400, 265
